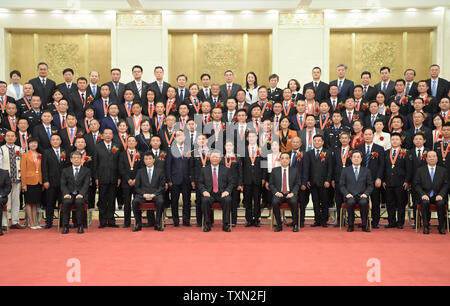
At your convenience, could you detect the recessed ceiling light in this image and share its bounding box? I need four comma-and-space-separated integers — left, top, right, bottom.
241, 10, 253, 15
350, 9, 361, 13
406, 8, 417, 12
24, 9, 35, 14
185, 10, 199, 15
296, 9, 307, 13
267, 10, 278, 14
51, 10, 63, 14
213, 10, 226, 15
78, 10, 91, 14
134, 10, 143, 14
0, 8, 9, 13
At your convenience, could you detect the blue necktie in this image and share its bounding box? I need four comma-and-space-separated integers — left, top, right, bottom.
431, 80, 437, 97
291, 152, 297, 167
365, 146, 370, 167
70, 129, 74, 138
371, 115, 376, 127
354, 167, 359, 181
115, 83, 119, 96
299, 115, 303, 126
308, 130, 312, 151
392, 149, 396, 159
430, 167, 435, 197
46, 126, 51, 140
338, 80, 342, 91
130, 150, 133, 160
148, 168, 153, 184
74, 167, 79, 180
382, 82, 387, 93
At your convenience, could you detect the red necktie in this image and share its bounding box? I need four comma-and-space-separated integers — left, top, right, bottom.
282, 169, 288, 194
348, 112, 352, 123
227, 85, 231, 97
213, 167, 219, 193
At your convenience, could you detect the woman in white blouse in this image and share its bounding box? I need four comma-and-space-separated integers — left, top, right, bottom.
432, 114, 444, 146
6, 70, 23, 100
244, 72, 259, 104
373, 119, 391, 150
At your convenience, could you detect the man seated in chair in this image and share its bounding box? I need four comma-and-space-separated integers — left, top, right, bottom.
413, 150, 449, 235
198, 150, 235, 232
269, 152, 301, 232
60, 151, 91, 234
0, 168, 11, 236
132, 151, 166, 232
339, 150, 373, 232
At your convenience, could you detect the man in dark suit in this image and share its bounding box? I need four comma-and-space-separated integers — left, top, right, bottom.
132, 151, 166, 231
32, 110, 55, 153
197, 73, 211, 102
270, 152, 301, 232
22, 95, 44, 131
360, 71, 378, 102
433, 123, 450, 205
125, 65, 148, 105
56, 68, 78, 99
414, 151, 449, 234
93, 128, 120, 228
106, 68, 126, 105
267, 73, 283, 103
341, 97, 365, 129
60, 151, 90, 234
302, 134, 333, 227
408, 112, 433, 150
427, 64, 449, 103
404, 68, 419, 98
339, 150, 374, 232
0, 168, 11, 236
219, 70, 242, 101
364, 101, 387, 129
288, 137, 307, 227
147, 66, 171, 103
166, 131, 192, 227
374, 66, 396, 98
388, 79, 412, 116
383, 133, 412, 229
93, 84, 117, 120
100, 104, 120, 135
198, 150, 235, 232
86, 70, 102, 102
42, 134, 69, 229
303, 67, 329, 102
356, 128, 385, 228
59, 113, 83, 154
330, 64, 354, 102
28, 62, 56, 105
324, 111, 351, 151
175, 74, 190, 105
68, 77, 90, 121
51, 99, 70, 130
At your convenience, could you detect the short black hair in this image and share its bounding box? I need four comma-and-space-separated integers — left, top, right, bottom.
132, 65, 143, 72
144, 151, 155, 159
63, 68, 74, 75
380, 66, 390, 73
313, 134, 324, 141
110, 68, 121, 73
154, 66, 164, 72
395, 79, 406, 86
10, 70, 21, 78
200, 73, 211, 80
361, 71, 371, 78
77, 77, 88, 83
269, 73, 279, 81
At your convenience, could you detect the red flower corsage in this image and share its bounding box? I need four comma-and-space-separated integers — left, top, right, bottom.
216, 102, 223, 108
15, 150, 21, 156
87, 96, 93, 103
159, 152, 166, 160
222, 123, 226, 130
135, 153, 141, 161
60, 152, 66, 161
232, 117, 237, 123
256, 149, 261, 157
400, 97, 408, 105
0, 134, 4, 142
288, 134, 292, 139
371, 152, 378, 159
353, 114, 359, 120
337, 103, 344, 110
37, 155, 42, 160
315, 106, 319, 113
84, 155, 92, 162
379, 136, 384, 141
111, 146, 118, 154
172, 104, 177, 111
362, 104, 368, 111
266, 102, 272, 110
421, 152, 427, 160
297, 152, 303, 160
97, 135, 102, 142
230, 156, 236, 162
385, 106, 390, 114
77, 131, 83, 137
320, 151, 327, 162
424, 98, 430, 105
207, 117, 212, 123
400, 149, 407, 158
326, 121, 332, 127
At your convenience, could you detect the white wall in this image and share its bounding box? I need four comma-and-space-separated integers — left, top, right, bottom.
0, 9, 449, 85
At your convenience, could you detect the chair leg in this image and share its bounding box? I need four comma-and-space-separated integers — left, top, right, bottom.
87, 210, 90, 232
415, 208, 419, 233
57, 208, 60, 232
6, 209, 9, 233
202, 214, 204, 231
229, 210, 232, 232
270, 208, 273, 230
447, 209, 449, 234
339, 208, 342, 231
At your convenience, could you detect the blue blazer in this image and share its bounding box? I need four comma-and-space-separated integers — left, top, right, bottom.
330, 79, 354, 102
100, 116, 119, 135
166, 146, 191, 185
93, 99, 118, 120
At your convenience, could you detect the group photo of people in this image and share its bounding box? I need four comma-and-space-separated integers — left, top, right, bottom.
0, 62, 449, 236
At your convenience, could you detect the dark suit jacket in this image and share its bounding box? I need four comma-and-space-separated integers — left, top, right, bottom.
384, 148, 412, 187
363, 85, 378, 102
148, 81, 171, 103
407, 147, 428, 183
434, 141, 450, 181
126, 80, 149, 104
60, 166, 90, 198
29, 77, 56, 104
93, 98, 118, 120
84, 132, 102, 156
22, 109, 43, 131
198, 87, 211, 102
166, 146, 191, 185
408, 126, 433, 150
68, 91, 89, 121
324, 125, 351, 151
32, 124, 55, 153
355, 143, 385, 181
100, 116, 119, 135
299, 128, 323, 151
56, 82, 78, 100
302, 149, 333, 187
125, 115, 150, 136
406, 82, 419, 98
413, 165, 448, 198
198, 164, 235, 195
426, 77, 449, 103
303, 81, 329, 102
106, 81, 126, 105
93, 141, 120, 183
42, 147, 70, 187
175, 87, 190, 105
330, 79, 354, 101
59, 127, 84, 154
134, 166, 166, 197
118, 149, 143, 187
269, 166, 300, 197
86, 84, 102, 101
341, 110, 365, 128
375, 80, 396, 98
364, 113, 387, 129
332, 147, 353, 183
267, 87, 283, 103
0, 169, 11, 198
219, 83, 242, 101
339, 166, 373, 197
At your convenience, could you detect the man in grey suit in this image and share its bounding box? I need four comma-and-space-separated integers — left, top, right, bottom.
219, 70, 242, 101
374, 66, 396, 98
339, 150, 374, 232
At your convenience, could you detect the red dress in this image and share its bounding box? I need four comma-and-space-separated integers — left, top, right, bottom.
351, 133, 365, 149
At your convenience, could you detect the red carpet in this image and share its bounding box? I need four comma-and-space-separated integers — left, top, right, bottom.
1, 221, 449, 286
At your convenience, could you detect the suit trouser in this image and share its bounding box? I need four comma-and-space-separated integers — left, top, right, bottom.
244, 184, 262, 223
45, 186, 61, 226
420, 198, 446, 230
2, 182, 21, 226
98, 183, 117, 225
273, 195, 298, 226
171, 183, 191, 224
88, 183, 96, 209
334, 182, 344, 223
195, 189, 204, 225
231, 188, 240, 224
122, 185, 135, 226
370, 187, 381, 226
61, 196, 84, 227
132, 195, 164, 226
311, 185, 330, 224
0, 197, 9, 228
386, 186, 407, 226
298, 189, 310, 225
346, 197, 369, 228
201, 193, 231, 227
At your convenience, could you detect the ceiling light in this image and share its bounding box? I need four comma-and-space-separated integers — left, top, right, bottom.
24, 9, 35, 14
52, 10, 63, 14
104, 10, 116, 15
241, 10, 253, 15
213, 10, 226, 15
185, 10, 199, 15
324, 9, 335, 13
350, 9, 361, 13
0, 8, 9, 13
267, 10, 278, 14
434, 7, 444, 10
134, 10, 143, 14
78, 10, 91, 14
296, 9, 306, 13
406, 8, 417, 12
377, 8, 390, 13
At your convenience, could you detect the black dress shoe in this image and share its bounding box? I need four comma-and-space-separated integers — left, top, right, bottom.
154, 225, 164, 231
203, 226, 211, 232
385, 224, 396, 228
109, 224, 119, 228
293, 225, 299, 232
182, 222, 191, 227
372, 225, 379, 229
69, 224, 75, 229
347, 226, 354, 232
274, 225, 282, 232
245, 221, 253, 227
311, 222, 321, 227
300, 222, 305, 228
98, 224, 106, 229
423, 227, 430, 234
77, 226, 84, 234
322, 223, 328, 228
62, 226, 69, 234
132, 225, 142, 232
223, 225, 231, 232
44, 224, 52, 229
396, 225, 404, 229
286, 222, 294, 227
363, 227, 371, 232
439, 228, 446, 235
173, 223, 180, 227
254, 220, 260, 227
